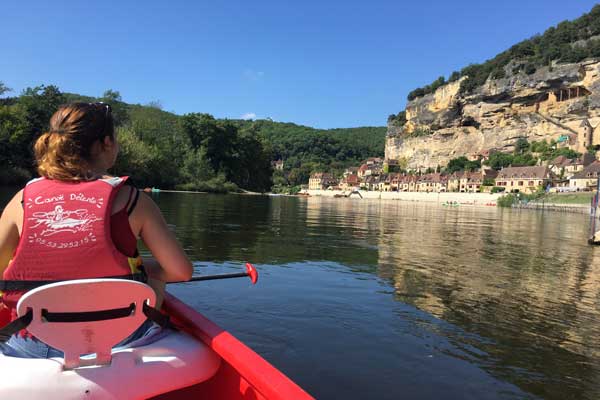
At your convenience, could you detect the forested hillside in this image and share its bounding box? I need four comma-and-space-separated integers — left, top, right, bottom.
0, 83, 384, 192
233, 120, 385, 191
406, 4, 600, 101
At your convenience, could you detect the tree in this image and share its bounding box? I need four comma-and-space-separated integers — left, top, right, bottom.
515, 137, 530, 154
486, 152, 514, 170
101, 89, 129, 126
19, 85, 65, 136
0, 82, 11, 96
398, 157, 409, 171
181, 146, 216, 184
445, 156, 480, 173
0, 104, 29, 169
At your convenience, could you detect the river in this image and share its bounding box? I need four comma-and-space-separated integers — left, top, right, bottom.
1, 189, 599, 399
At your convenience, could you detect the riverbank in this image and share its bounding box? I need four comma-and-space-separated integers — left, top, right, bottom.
306, 190, 501, 205
503, 192, 593, 214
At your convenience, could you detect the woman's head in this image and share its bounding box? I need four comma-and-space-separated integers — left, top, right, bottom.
34, 102, 118, 181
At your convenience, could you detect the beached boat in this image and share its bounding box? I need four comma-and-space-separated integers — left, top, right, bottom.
0, 278, 314, 400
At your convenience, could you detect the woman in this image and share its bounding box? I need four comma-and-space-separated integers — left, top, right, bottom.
0, 102, 193, 357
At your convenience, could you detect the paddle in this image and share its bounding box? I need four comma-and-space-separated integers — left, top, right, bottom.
171, 262, 258, 285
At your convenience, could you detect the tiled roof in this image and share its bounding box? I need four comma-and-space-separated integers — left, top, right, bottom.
571, 161, 600, 179
496, 166, 550, 179
550, 155, 570, 167
346, 175, 359, 184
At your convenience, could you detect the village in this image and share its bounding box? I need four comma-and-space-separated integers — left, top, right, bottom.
306, 154, 600, 195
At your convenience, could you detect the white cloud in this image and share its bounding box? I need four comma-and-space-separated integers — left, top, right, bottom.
241, 112, 257, 120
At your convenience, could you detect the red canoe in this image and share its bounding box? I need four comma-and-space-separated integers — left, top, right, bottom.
152, 292, 314, 400
0, 290, 314, 400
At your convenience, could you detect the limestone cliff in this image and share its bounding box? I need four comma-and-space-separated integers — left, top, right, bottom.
385, 60, 600, 170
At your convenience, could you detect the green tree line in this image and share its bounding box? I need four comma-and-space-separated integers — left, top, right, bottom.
0, 83, 385, 192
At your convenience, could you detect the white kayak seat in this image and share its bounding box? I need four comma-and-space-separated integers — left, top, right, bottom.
0, 279, 221, 400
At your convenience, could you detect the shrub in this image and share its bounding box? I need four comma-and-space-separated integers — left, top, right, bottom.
497, 194, 518, 207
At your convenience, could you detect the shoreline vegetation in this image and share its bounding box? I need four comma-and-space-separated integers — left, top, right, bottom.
496, 191, 593, 211
0, 84, 385, 193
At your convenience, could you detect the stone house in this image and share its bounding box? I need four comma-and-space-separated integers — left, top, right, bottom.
358, 158, 384, 178
495, 166, 552, 194
339, 174, 360, 191
459, 172, 478, 193
379, 173, 402, 192
343, 167, 359, 178
416, 173, 446, 192
549, 153, 595, 179
363, 175, 382, 191
448, 169, 497, 192
308, 172, 336, 190
447, 172, 463, 192
569, 161, 600, 191
272, 159, 284, 171
397, 175, 417, 192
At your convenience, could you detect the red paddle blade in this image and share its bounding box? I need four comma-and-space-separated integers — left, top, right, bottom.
245, 262, 258, 285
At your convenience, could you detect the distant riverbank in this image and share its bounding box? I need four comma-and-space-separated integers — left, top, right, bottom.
306, 190, 501, 205
305, 190, 596, 214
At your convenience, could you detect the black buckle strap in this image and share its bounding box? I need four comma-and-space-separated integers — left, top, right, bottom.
41, 303, 136, 323
0, 309, 33, 342
142, 303, 170, 328
0, 302, 168, 343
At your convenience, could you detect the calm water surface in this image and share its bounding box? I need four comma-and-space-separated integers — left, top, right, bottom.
2, 188, 600, 399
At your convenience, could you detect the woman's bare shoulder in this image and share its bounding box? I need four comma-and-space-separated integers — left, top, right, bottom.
1, 189, 24, 228
3, 189, 24, 213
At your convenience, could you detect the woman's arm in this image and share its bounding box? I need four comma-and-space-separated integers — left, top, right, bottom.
133, 192, 193, 282
0, 191, 23, 275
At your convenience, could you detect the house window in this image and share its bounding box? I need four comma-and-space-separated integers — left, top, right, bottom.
529, 181, 534, 186
518, 181, 523, 186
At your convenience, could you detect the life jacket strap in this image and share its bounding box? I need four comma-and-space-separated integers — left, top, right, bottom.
0, 272, 147, 291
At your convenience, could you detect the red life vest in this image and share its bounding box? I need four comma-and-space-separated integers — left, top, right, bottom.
1, 177, 144, 319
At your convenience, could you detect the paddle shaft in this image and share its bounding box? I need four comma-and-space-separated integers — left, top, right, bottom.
187, 272, 250, 282
170, 263, 258, 284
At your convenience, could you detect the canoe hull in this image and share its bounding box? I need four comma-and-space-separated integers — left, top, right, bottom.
152, 293, 314, 400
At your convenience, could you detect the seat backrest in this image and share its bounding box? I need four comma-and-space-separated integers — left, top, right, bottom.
17, 278, 156, 369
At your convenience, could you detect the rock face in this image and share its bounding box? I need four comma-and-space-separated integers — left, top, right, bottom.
386, 60, 600, 170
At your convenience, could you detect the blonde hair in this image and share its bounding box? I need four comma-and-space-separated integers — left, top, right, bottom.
34, 102, 114, 181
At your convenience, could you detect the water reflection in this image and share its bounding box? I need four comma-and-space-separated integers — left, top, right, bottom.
151, 193, 379, 268
373, 200, 600, 399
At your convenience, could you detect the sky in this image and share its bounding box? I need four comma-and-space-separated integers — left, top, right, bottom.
1, 1, 598, 129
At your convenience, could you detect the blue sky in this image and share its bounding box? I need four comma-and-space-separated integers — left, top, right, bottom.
1, 1, 598, 128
